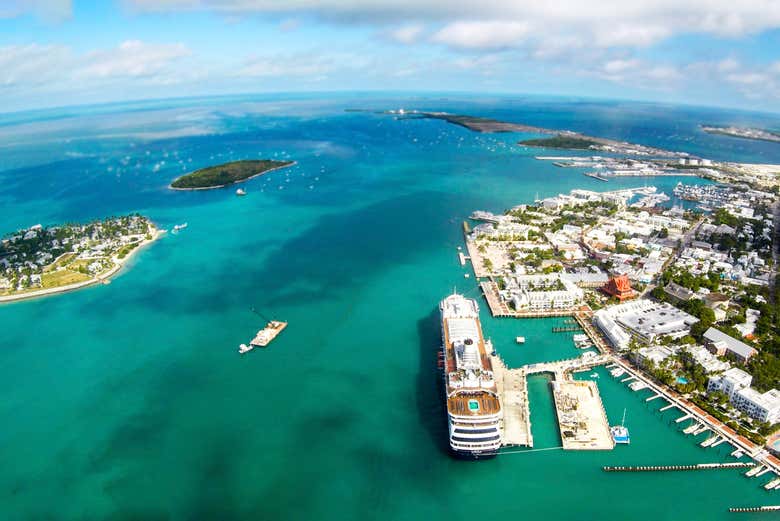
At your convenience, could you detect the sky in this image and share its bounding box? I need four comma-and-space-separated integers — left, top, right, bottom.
1, 0, 780, 113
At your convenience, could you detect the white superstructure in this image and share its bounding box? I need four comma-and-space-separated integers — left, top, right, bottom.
440, 293, 502, 458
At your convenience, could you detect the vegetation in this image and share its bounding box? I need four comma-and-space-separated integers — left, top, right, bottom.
170, 160, 294, 189
519, 135, 602, 150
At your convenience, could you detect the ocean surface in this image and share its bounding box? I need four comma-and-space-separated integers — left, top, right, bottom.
2, 94, 780, 520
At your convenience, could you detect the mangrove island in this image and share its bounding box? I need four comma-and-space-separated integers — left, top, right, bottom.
170, 159, 295, 190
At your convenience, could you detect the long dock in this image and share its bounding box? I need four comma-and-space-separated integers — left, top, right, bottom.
729, 506, 780, 513
603, 462, 755, 472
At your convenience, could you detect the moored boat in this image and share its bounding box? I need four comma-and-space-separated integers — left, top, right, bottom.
611, 408, 630, 444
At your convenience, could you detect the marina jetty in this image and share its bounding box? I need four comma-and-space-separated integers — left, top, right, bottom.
603, 462, 755, 472
170, 159, 295, 190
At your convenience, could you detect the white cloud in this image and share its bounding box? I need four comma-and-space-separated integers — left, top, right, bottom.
432, 21, 531, 50
79, 40, 190, 79
387, 24, 425, 44
0, 44, 72, 87
123, 0, 780, 49
0, 0, 71, 21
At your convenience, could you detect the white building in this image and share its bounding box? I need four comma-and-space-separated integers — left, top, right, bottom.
684, 345, 730, 374
707, 367, 752, 399
732, 388, 780, 424
635, 344, 677, 368
506, 273, 584, 311
594, 299, 698, 346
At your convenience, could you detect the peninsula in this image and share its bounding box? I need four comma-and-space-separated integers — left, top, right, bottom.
701, 125, 780, 144
383, 109, 690, 157
169, 159, 295, 190
0, 215, 162, 303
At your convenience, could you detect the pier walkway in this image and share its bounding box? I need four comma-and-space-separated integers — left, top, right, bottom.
490, 352, 533, 448
525, 354, 611, 380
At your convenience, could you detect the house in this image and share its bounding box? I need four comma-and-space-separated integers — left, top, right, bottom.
703, 327, 757, 362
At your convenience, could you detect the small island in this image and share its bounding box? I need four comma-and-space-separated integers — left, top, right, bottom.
170, 159, 295, 190
701, 125, 780, 144
519, 135, 602, 150
0, 215, 162, 303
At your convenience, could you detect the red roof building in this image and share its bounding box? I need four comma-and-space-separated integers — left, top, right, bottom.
603, 274, 635, 301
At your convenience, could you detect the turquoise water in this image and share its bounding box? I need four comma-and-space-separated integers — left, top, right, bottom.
1, 94, 779, 520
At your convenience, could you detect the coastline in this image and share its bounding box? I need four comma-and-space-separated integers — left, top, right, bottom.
168, 161, 296, 191
0, 227, 165, 304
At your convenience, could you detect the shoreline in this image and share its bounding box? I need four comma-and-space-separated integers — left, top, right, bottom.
0, 227, 165, 304
168, 161, 296, 191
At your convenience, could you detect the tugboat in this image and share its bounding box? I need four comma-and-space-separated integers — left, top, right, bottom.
611, 408, 630, 444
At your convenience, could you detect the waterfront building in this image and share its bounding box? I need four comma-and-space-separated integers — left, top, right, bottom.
602, 274, 635, 301
732, 388, 780, 424
439, 293, 502, 458
503, 273, 584, 311
707, 367, 752, 399
594, 299, 698, 348
594, 311, 632, 350
703, 327, 757, 362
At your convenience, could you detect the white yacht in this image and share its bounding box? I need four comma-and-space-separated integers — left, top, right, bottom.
440, 293, 502, 458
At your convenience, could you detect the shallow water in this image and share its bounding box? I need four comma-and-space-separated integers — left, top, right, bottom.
1, 94, 778, 520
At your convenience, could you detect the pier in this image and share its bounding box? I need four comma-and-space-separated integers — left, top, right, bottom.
645, 393, 662, 402
660, 403, 676, 412
553, 379, 614, 450
603, 462, 755, 472
552, 325, 582, 333
729, 506, 780, 513
489, 351, 533, 448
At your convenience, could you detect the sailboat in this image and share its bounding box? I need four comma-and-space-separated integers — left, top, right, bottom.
611, 408, 630, 444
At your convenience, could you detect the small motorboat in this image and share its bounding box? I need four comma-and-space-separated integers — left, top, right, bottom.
516, 336, 526, 344
236, 188, 247, 196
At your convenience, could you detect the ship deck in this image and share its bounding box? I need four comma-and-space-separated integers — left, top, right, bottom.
447, 393, 501, 416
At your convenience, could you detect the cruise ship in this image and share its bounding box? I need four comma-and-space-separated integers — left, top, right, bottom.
439, 293, 503, 458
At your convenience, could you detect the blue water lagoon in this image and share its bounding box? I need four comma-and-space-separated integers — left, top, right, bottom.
1, 94, 779, 520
